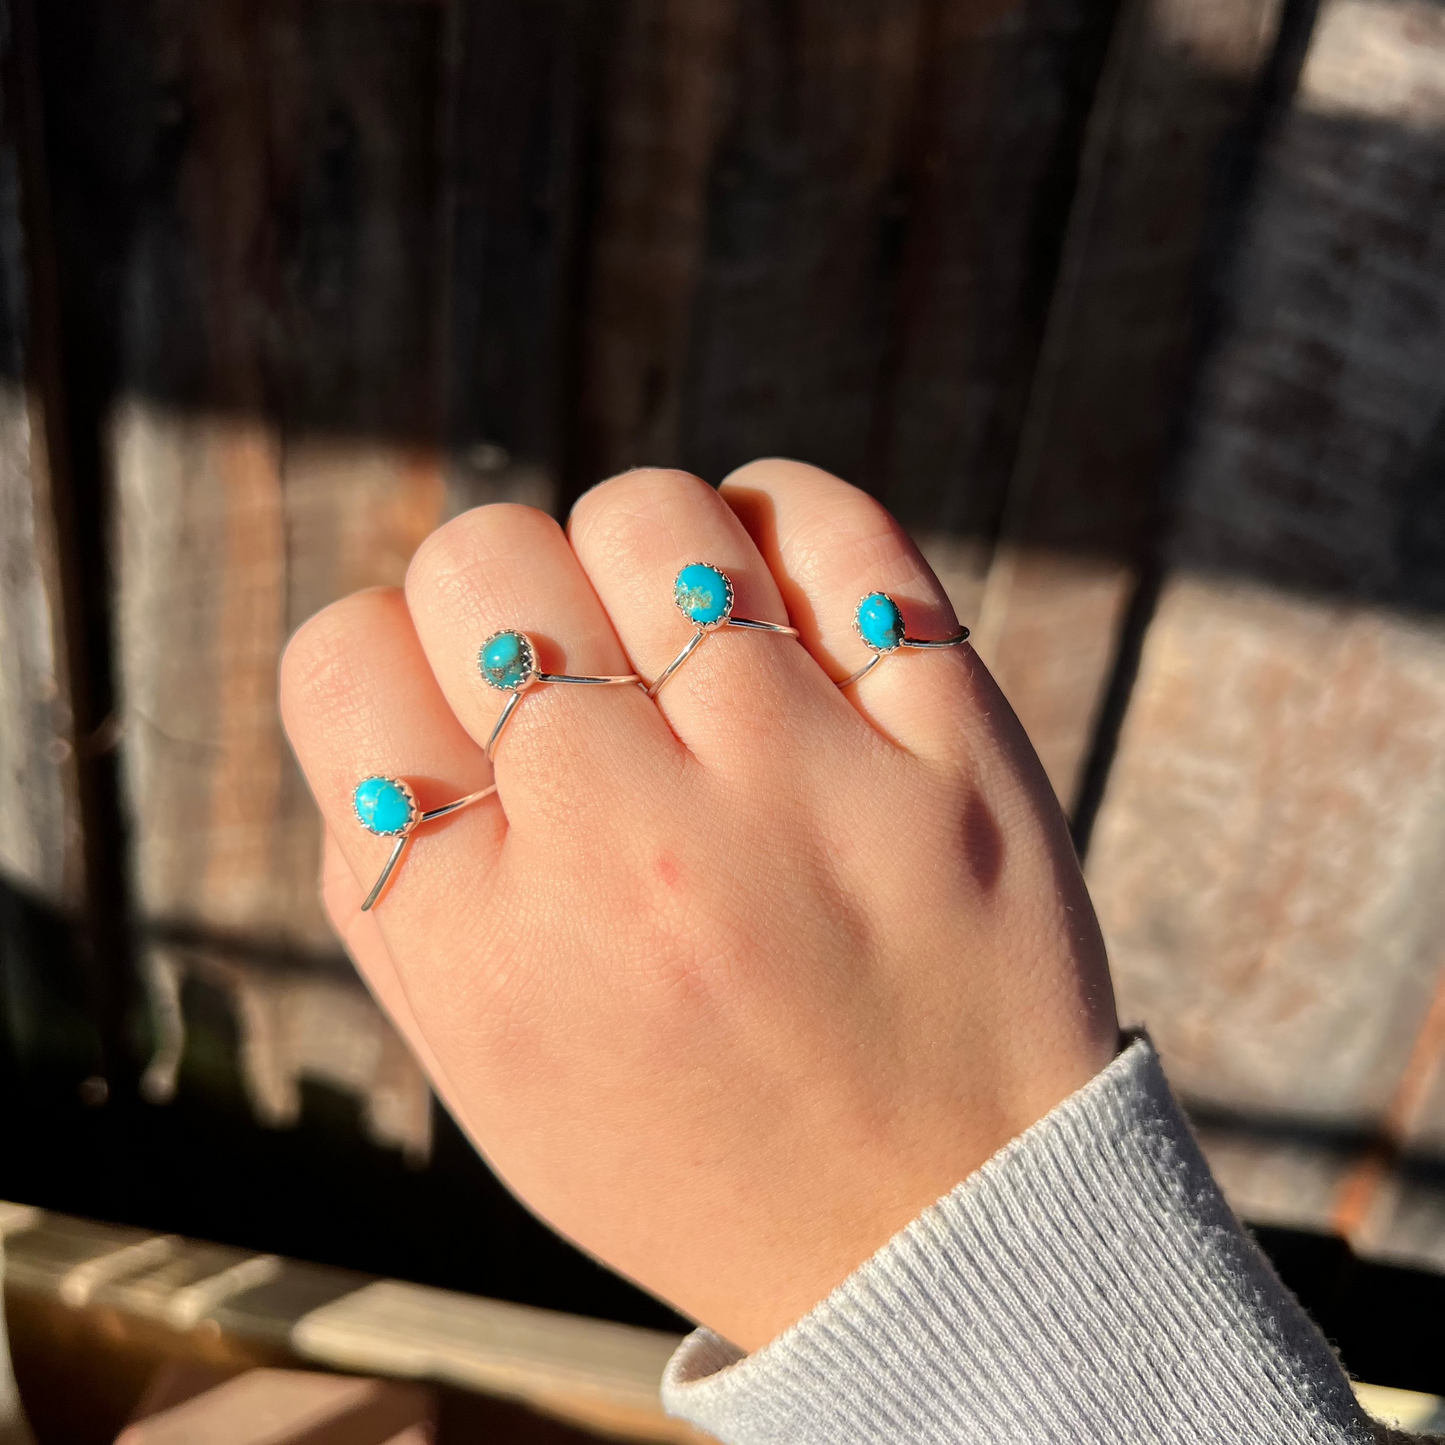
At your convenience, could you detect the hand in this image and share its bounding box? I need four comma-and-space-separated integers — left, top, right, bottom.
280, 460, 1117, 1351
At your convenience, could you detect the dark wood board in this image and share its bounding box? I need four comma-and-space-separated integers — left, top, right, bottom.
673, 0, 929, 486
570, 0, 1121, 524
970, 0, 1291, 807
443, 0, 606, 479
873, 0, 1121, 539
0, 0, 121, 1091
570, 0, 743, 487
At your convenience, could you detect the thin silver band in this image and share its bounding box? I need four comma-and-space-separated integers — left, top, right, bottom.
361, 783, 499, 912
486, 672, 641, 759
898, 633, 969, 650
536, 671, 642, 685
648, 617, 800, 698
648, 630, 707, 698
725, 617, 800, 635
838, 628, 970, 689
419, 786, 498, 823
362, 837, 409, 913
839, 654, 883, 689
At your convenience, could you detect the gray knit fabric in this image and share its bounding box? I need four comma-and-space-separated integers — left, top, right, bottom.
662, 1039, 1375, 1444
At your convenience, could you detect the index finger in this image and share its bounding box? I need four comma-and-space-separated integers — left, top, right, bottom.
280, 587, 504, 941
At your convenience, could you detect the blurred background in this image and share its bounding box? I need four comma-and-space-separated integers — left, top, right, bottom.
2, 0, 1445, 1415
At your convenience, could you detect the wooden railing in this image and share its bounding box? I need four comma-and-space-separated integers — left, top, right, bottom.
0, 1202, 708, 1442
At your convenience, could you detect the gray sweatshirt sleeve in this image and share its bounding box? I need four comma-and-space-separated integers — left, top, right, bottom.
661, 1038, 1379, 1445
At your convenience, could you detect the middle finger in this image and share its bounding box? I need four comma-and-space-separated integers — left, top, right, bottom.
568, 469, 851, 758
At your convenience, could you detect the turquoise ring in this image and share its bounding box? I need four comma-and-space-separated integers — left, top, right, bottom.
838, 591, 970, 688
352, 774, 497, 911
479, 629, 641, 758
648, 564, 799, 697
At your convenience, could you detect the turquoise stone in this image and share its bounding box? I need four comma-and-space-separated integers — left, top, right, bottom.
857, 592, 904, 651
480, 630, 532, 690
675, 564, 731, 626
354, 776, 415, 836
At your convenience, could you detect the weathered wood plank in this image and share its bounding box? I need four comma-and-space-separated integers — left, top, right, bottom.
30, 0, 456, 1145
574, 0, 1119, 526
674, 0, 1118, 498
1088, 0, 1445, 1252
673, 0, 926, 485
0, 349, 75, 918
1094, 582, 1445, 1226
970, 0, 1288, 808
443, 0, 605, 515
139, 946, 434, 1161
124, 3, 446, 1144
569, 0, 740, 487
54, 0, 448, 948
0, 0, 70, 908
874, 0, 1121, 538
0, 0, 108, 1092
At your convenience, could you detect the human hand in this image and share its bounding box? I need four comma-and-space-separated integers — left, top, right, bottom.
280, 460, 1117, 1351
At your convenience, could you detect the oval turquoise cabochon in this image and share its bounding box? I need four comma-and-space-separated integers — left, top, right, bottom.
354, 776, 416, 835
674, 564, 732, 626
480, 630, 533, 690
856, 592, 904, 651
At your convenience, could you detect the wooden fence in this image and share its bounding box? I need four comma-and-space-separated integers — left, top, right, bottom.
2, 0, 1444, 1311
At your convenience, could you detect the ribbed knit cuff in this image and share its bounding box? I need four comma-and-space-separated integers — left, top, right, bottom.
662, 1039, 1373, 1445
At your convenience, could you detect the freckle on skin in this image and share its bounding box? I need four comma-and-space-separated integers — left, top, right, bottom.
656, 852, 683, 888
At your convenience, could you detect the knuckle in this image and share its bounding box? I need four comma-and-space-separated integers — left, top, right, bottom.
569, 468, 707, 550
802, 492, 905, 563
408, 503, 560, 596
281, 590, 399, 714
724, 456, 852, 498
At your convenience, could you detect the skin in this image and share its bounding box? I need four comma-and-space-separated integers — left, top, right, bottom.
280, 460, 1118, 1352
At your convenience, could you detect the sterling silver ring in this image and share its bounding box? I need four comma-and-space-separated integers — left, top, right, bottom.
353, 775, 498, 911
649, 564, 799, 697
479, 630, 641, 757
838, 591, 970, 688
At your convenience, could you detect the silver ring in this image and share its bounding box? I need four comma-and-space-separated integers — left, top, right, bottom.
479, 630, 641, 757
838, 591, 970, 688
353, 775, 498, 911
648, 564, 799, 697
